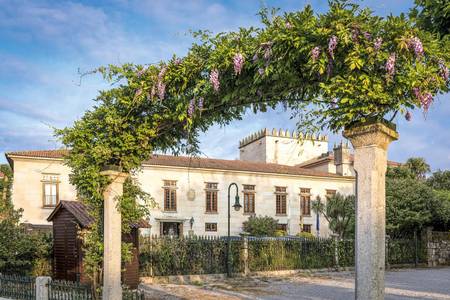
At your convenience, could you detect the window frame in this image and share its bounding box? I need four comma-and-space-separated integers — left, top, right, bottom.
41, 174, 60, 208
205, 182, 218, 213
163, 180, 177, 212
243, 185, 256, 214
275, 186, 287, 215
205, 222, 217, 232
302, 224, 312, 233
300, 188, 311, 216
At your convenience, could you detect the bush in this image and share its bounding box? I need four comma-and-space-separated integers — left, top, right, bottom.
296, 232, 315, 239
274, 230, 287, 237
242, 215, 278, 236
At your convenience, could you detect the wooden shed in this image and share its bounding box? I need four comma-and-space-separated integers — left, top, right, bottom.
47, 200, 148, 289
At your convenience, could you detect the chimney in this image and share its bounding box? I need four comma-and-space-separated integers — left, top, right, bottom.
333, 141, 352, 176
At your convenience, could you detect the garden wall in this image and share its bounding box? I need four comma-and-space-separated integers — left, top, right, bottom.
427, 230, 450, 267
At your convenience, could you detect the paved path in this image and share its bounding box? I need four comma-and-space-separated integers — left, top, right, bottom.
141, 268, 450, 300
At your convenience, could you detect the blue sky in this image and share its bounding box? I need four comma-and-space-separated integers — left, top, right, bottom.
0, 0, 449, 170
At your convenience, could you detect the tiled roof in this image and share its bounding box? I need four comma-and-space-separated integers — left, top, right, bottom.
143, 154, 351, 178
6, 149, 69, 159
0, 171, 4, 179
5, 149, 353, 178
47, 200, 150, 228
297, 152, 401, 168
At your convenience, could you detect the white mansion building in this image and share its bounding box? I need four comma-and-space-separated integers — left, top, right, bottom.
5, 128, 399, 237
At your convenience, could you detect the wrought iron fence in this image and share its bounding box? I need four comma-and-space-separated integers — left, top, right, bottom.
0, 274, 35, 300
48, 279, 93, 300
139, 235, 241, 276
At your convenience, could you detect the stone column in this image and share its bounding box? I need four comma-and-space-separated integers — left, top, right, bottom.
100, 168, 129, 300
344, 122, 398, 300
240, 233, 250, 276
36, 276, 51, 300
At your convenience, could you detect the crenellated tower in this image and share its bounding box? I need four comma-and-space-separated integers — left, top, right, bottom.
238, 128, 329, 166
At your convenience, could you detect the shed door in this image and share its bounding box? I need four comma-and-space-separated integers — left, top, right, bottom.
54, 213, 79, 281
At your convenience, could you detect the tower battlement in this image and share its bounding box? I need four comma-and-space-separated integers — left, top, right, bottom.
239, 128, 329, 166
239, 128, 328, 148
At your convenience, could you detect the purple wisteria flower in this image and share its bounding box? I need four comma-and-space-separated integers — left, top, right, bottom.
328, 35, 338, 57
439, 59, 449, 81
385, 53, 396, 77
285, 21, 293, 29
157, 66, 167, 100
150, 85, 156, 100
262, 42, 272, 61
136, 68, 146, 77
327, 57, 333, 77
233, 53, 245, 75
351, 28, 359, 43
374, 37, 383, 51
197, 97, 204, 110
188, 98, 195, 117
363, 32, 372, 40
252, 53, 259, 63
209, 69, 220, 92
412, 87, 434, 113
258, 68, 265, 76
135, 88, 142, 98
408, 37, 424, 57
405, 111, 412, 121
311, 46, 320, 62
174, 58, 182, 65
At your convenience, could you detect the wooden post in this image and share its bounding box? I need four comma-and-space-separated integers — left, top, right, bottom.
100, 168, 128, 300
344, 121, 398, 300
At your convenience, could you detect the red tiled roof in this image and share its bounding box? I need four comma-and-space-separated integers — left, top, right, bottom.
143, 154, 352, 178
6, 149, 353, 179
6, 149, 69, 159
297, 152, 401, 168
0, 171, 4, 179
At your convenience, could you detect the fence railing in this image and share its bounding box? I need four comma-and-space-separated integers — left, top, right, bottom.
48, 279, 93, 300
0, 274, 35, 300
139, 233, 429, 276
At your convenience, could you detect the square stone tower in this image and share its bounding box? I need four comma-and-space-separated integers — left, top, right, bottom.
239, 128, 329, 166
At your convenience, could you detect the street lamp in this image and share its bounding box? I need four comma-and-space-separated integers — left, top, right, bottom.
227, 182, 241, 277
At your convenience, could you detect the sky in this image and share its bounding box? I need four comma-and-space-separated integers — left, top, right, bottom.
0, 0, 449, 171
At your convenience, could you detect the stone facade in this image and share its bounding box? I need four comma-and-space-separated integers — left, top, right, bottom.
6, 128, 375, 237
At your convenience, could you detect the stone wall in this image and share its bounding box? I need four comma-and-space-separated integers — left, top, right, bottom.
427, 230, 450, 267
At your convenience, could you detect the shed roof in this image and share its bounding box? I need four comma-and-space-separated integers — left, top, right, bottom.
47, 200, 150, 228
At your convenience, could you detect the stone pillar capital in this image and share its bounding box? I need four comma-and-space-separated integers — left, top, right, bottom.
100, 169, 129, 184
343, 122, 399, 150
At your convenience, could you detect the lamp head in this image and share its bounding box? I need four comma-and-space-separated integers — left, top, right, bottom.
233, 195, 241, 211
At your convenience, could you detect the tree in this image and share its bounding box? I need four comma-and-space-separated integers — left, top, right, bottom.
404, 157, 431, 180
312, 194, 355, 239
427, 170, 450, 190
386, 175, 436, 233
242, 215, 278, 236
56, 1, 449, 283
410, 0, 450, 38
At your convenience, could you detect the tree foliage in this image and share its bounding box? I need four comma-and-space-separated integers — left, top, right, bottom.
242, 215, 279, 236
312, 193, 355, 239
404, 157, 431, 180
427, 170, 450, 191
410, 0, 450, 38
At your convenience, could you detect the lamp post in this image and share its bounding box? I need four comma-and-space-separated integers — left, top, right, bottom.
227, 182, 241, 277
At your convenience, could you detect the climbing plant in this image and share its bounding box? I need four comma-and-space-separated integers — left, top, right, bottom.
56, 1, 449, 285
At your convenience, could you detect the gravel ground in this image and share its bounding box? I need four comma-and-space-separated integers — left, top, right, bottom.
141, 267, 450, 300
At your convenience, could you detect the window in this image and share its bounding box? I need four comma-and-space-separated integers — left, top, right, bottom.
205, 182, 218, 213
243, 185, 255, 214
42, 174, 59, 207
275, 186, 287, 215
163, 180, 177, 211
205, 223, 217, 232
277, 224, 287, 232
300, 188, 311, 216
302, 224, 312, 233
326, 189, 337, 199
